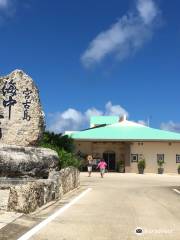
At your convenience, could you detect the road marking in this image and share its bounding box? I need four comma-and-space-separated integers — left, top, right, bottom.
173, 188, 180, 194
17, 188, 92, 240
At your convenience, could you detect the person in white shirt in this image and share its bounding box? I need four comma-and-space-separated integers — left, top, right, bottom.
87, 155, 93, 177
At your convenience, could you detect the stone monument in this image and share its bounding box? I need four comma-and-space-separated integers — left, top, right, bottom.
0, 70, 44, 146
0, 71, 80, 213
0, 70, 59, 178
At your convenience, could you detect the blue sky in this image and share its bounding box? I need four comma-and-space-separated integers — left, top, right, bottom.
0, 0, 180, 132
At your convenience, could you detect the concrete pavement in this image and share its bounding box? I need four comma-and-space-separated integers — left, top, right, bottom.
2, 173, 180, 239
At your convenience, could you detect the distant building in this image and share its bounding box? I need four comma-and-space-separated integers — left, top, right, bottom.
66, 116, 180, 173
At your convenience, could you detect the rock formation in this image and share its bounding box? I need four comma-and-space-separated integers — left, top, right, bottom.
0, 144, 59, 178
0, 70, 59, 179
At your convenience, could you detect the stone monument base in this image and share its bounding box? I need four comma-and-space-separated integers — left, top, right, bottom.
0, 167, 80, 213
0, 144, 59, 178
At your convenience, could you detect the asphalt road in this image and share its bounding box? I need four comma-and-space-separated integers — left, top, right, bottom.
2, 173, 180, 240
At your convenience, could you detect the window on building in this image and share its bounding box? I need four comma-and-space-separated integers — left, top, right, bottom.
176, 155, 180, 163
131, 154, 138, 162
157, 154, 164, 163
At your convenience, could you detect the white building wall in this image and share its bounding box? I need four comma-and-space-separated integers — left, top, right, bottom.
130, 142, 180, 173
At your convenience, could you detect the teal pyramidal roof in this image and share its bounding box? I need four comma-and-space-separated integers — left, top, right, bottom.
70, 119, 180, 142
90, 116, 119, 126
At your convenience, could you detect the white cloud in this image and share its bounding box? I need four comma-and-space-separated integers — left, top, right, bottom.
161, 121, 180, 133
137, 0, 158, 24
47, 101, 128, 133
81, 0, 160, 67
0, 0, 9, 9
47, 109, 84, 133
0, 0, 16, 19
105, 101, 128, 116
85, 108, 103, 119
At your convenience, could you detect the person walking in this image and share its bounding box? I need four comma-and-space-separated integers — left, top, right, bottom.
97, 159, 107, 178
87, 155, 93, 177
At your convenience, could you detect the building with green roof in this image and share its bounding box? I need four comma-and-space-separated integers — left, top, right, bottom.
67, 116, 180, 173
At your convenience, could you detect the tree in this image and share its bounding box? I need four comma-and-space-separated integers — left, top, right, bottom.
39, 131, 75, 153
39, 131, 81, 169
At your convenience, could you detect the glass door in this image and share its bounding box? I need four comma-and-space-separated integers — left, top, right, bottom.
103, 152, 116, 171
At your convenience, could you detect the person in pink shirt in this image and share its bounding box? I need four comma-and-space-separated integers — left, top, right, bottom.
97, 159, 107, 178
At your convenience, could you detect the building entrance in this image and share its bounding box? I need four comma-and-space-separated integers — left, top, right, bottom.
103, 151, 116, 171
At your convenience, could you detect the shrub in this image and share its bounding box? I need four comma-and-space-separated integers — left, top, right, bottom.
117, 160, 125, 173
119, 159, 125, 166
57, 149, 81, 169
138, 159, 146, 170
157, 159, 164, 168
177, 165, 180, 174
39, 131, 81, 169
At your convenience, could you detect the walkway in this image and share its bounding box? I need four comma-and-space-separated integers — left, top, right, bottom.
2, 173, 180, 239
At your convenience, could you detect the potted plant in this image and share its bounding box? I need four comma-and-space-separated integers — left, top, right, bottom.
138, 159, 146, 174
117, 160, 125, 173
177, 165, 180, 174
157, 159, 164, 174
